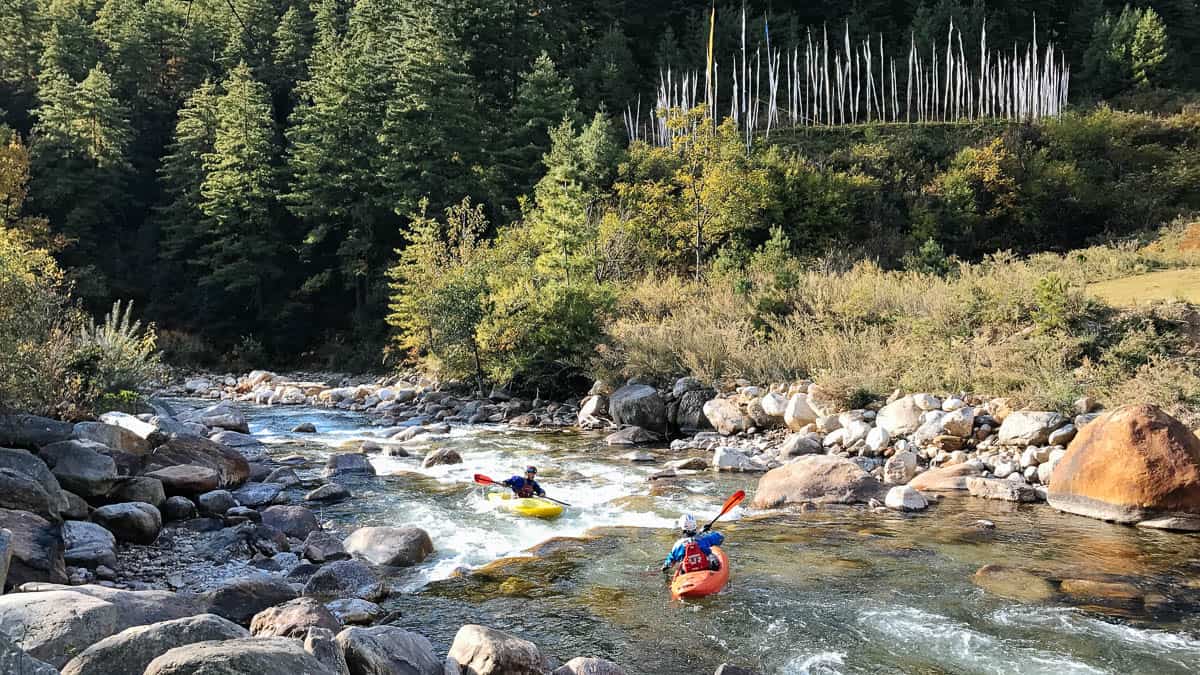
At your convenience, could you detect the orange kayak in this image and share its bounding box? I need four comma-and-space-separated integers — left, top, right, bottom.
670, 546, 730, 599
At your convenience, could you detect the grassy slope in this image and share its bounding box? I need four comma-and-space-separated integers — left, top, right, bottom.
1089, 268, 1200, 306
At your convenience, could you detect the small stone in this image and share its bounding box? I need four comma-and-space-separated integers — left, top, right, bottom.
305, 483, 350, 503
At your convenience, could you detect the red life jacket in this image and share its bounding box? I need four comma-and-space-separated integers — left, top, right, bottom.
679, 538, 709, 574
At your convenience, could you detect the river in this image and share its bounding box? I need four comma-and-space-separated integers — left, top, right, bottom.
187, 400, 1200, 674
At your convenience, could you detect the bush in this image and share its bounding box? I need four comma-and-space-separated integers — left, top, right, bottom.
79, 300, 162, 394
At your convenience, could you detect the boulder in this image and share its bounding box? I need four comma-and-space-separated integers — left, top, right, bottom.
179, 402, 249, 434
98, 411, 163, 444
759, 393, 788, 419
554, 657, 626, 675
293, 423, 317, 433
265, 467, 301, 487
604, 426, 662, 446
337, 625, 442, 675
972, 564, 1056, 603
162, 496, 197, 521
997, 411, 1065, 446
882, 451, 918, 485
884, 485, 928, 511
262, 505, 321, 540
0, 448, 68, 513
712, 447, 767, 472
344, 526, 433, 567
447, 624, 544, 675
675, 389, 716, 432
1047, 424, 1076, 447
306, 483, 351, 503
38, 440, 119, 498
841, 420, 872, 446
60, 613, 249, 675
875, 396, 924, 436
73, 421, 150, 455
108, 476, 166, 507
60, 490, 89, 519
778, 432, 822, 459
325, 599, 383, 626
302, 560, 387, 601
144, 436, 250, 488
0, 414, 73, 449
0, 467, 59, 521
304, 627, 349, 675
672, 377, 702, 397
752, 456, 886, 508
1048, 404, 1200, 529
703, 398, 748, 436
202, 575, 299, 625
63, 520, 117, 569
197, 490, 237, 516
908, 463, 983, 492
0, 586, 202, 667
864, 426, 890, 454
233, 482, 283, 508
783, 393, 817, 431
0, 508, 66, 585
608, 385, 666, 432
421, 448, 463, 468
146, 465, 220, 495
92, 502, 161, 545
939, 407, 975, 437
324, 453, 375, 478
0, 629, 57, 675
209, 431, 268, 462
250, 597, 341, 638
965, 477, 1039, 503
143, 637, 335, 675
576, 395, 608, 428
303, 531, 348, 563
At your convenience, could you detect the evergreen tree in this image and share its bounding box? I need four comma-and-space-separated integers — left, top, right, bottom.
220, 0, 278, 78
154, 81, 220, 320
39, 0, 98, 81
496, 52, 578, 212
0, 0, 45, 120
1132, 8, 1169, 87
272, 4, 314, 101
379, 6, 482, 218
199, 62, 283, 325
30, 64, 132, 302
581, 23, 637, 114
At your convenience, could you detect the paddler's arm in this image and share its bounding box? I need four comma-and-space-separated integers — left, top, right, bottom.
533, 480, 546, 497
661, 541, 684, 571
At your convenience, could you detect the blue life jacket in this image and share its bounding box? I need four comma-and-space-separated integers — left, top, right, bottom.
664, 530, 724, 568
502, 476, 544, 498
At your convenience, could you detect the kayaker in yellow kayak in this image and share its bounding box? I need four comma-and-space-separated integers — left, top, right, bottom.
501, 466, 546, 499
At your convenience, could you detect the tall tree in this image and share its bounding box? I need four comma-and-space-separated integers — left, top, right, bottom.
581, 23, 637, 114
1132, 7, 1169, 87
272, 4, 314, 104
0, 0, 45, 127
154, 80, 220, 321
30, 64, 132, 302
198, 62, 283, 326
496, 52, 578, 213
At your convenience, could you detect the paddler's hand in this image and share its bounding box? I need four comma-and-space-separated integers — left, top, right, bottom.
701, 524, 711, 533
660, 563, 670, 573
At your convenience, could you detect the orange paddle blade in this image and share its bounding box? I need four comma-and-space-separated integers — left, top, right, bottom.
719, 490, 746, 517
473, 474, 497, 485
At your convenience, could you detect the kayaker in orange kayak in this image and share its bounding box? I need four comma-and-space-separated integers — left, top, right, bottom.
661, 513, 725, 574
501, 465, 546, 499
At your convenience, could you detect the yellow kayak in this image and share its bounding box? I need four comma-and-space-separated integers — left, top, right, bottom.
486, 490, 565, 519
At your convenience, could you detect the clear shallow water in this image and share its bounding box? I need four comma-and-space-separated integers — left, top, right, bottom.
178, 400, 1200, 674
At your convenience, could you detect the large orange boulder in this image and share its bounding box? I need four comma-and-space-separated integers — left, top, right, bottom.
752, 455, 885, 508
1048, 404, 1200, 531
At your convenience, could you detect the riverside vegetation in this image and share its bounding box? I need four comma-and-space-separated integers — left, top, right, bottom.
2, 1, 1200, 674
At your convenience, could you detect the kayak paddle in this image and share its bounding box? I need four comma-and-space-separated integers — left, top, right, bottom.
473, 473, 572, 507
704, 490, 746, 531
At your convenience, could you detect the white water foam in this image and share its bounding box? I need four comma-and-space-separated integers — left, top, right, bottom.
782, 652, 847, 675
857, 606, 1108, 675
988, 606, 1200, 670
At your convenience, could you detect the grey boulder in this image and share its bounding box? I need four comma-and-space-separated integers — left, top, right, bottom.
343, 526, 433, 567
144, 636, 336, 675
60, 613, 249, 675
336, 625, 442, 675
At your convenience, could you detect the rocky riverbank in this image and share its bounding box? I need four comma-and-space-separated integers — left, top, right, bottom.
0, 401, 654, 674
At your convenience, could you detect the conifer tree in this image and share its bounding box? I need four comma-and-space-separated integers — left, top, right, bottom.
199, 62, 282, 323
30, 64, 132, 301
1132, 8, 1169, 87
152, 81, 220, 321
496, 52, 578, 212
272, 5, 314, 101
0, 0, 45, 111
581, 23, 637, 114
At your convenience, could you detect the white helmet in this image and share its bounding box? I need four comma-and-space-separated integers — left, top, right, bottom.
677, 514, 697, 533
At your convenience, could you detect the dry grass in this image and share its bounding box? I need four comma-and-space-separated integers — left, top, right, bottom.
599, 222, 1200, 413
1088, 269, 1200, 306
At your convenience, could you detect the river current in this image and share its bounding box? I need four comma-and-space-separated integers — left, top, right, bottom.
183, 400, 1200, 674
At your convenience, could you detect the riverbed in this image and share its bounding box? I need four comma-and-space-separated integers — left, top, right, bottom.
183, 400, 1200, 674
